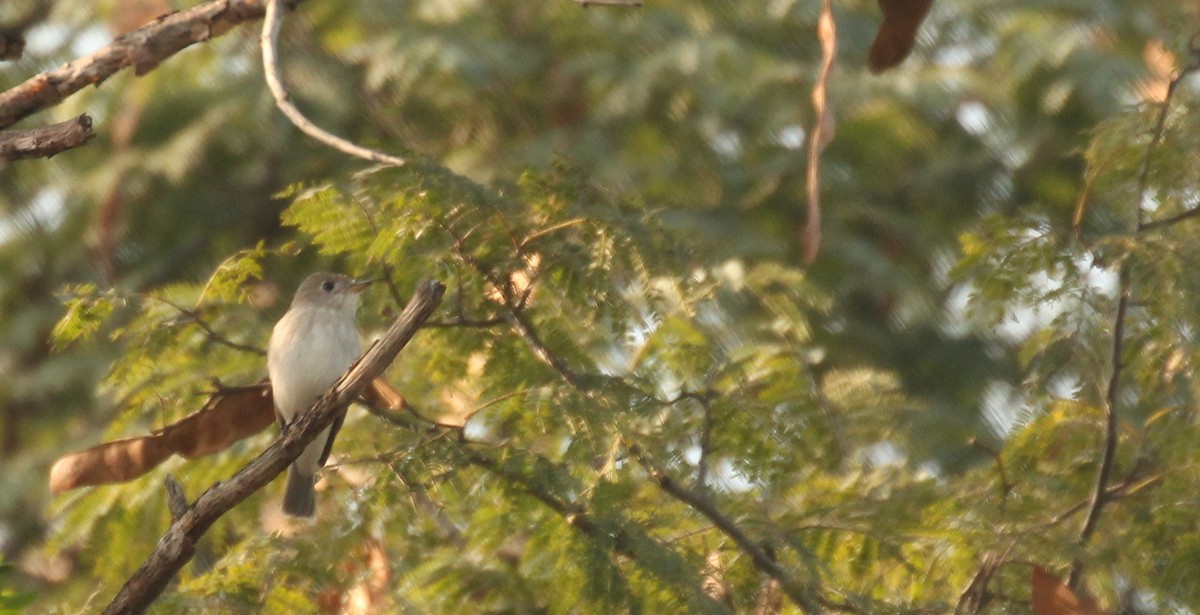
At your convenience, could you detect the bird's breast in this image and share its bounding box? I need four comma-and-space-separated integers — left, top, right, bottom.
268, 308, 362, 419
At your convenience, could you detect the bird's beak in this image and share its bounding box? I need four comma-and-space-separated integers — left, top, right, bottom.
347, 279, 374, 294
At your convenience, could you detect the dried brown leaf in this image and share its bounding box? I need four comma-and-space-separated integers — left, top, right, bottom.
1032, 567, 1107, 615
49, 378, 407, 494
868, 0, 934, 73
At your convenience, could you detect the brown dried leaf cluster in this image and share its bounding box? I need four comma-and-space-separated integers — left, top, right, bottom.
1031, 567, 1107, 615
868, 0, 934, 73
49, 378, 406, 494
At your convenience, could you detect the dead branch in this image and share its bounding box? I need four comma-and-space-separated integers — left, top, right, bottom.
0, 0, 288, 131
0, 114, 94, 161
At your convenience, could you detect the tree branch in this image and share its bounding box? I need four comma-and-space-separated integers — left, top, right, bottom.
696, 393, 715, 493
259, 0, 406, 166
463, 448, 730, 614
628, 445, 822, 614
1140, 55, 1200, 232
0, 114, 94, 162
1068, 51, 1200, 588
101, 279, 444, 615
0, 0, 283, 131
147, 295, 266, 356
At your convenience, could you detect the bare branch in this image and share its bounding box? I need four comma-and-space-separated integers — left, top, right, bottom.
101, 279, 444, 615
421, 316, 505, 329
0, 114, 94, 162
0, 0, 282, 131
260, 0, 406, 166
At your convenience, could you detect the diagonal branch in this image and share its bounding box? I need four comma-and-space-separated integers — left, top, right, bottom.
0, 114, 94, 161
463, 448, 730, 614
101, 279, 444, 615
146, 295, 266, 356
628, 444, 822, 614
259, 0, 406, 166
0, 0, 285, 131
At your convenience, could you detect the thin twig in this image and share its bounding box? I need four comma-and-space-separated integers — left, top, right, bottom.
517, 218, 587, 251
445, 221, 588, 388
260, 0, 406, 166
147, 295, 265, 356
968, 438, 1014, 507
1141, 205, 1200, 231
696, 393, 715, 492
1140, 55, 1200, 231
954, 542, 1016, 615
389, 464, 466, 546
421, 316, 505, 329
348, 192, 407, 306
808, 370, 846, 465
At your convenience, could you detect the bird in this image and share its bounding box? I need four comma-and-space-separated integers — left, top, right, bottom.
268, 272, 371, 517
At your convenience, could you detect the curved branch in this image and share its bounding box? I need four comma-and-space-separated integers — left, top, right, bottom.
259, 0, 406, 166
101, 279, 444, 615
0, 0, 282, 130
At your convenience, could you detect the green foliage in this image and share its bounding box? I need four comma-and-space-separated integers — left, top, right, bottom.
51, 284, 116, 349
7, 0, 1200, 613
0, 560, 35, 615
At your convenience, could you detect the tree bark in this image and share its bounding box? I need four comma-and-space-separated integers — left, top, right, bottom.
0, 114, 94, 161
0, 0, 296, 130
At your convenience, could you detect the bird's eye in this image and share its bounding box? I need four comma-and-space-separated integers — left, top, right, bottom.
321, 280, 335, 292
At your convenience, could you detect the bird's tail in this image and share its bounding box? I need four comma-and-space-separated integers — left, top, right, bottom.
283, 465, 316, 517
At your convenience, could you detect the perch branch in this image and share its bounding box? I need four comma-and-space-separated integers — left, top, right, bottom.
101, 279, 444, 615
260, 0, 406, 166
